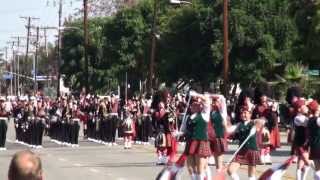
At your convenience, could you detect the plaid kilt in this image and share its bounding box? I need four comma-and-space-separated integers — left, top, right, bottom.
187, 140, 211, 157
234, 149, 261, 166
310, 147, 320, 160
210, 138, 227, 156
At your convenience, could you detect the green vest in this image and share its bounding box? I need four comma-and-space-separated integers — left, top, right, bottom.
210, 111, 224, 138
237, 122, 258, 150
191, 113, 208, 140
308, 117, 320, 149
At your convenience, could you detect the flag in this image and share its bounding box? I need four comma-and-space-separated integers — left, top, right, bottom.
155, 154, 187, 180
258, 156, 295, 180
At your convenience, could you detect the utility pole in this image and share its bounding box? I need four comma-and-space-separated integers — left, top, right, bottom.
21, 16, 39, 93
4, 47, 12, 95
223, 0, 229, 97
149, 0, 158, 94
57, 0, 63, 98
83, 0, 89, 94
34, 27, 40, 95
7, 41, 16, 95
11, 36, 26, 96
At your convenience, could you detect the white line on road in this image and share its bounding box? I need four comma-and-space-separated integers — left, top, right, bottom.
7, 139, 14, 143
89, 168, 99, 173
58, 158, 67, 162
73, 163, 82, 167
117, 178, 127, 180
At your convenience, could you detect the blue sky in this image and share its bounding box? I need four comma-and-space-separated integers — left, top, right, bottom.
0, 0, 81, 52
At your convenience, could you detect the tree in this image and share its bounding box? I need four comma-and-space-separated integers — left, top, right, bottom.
228, 0, 298, 87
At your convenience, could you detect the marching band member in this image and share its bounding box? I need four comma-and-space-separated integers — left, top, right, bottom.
70, 101, 80, 147
252, 91, 280, 164
141, 97, 152, 145
110, 95, 119, 146
307, 100, 320, 180
292, 99, 310, 180
123, 110, 134, 149
208, 94, 228, 171
0, 97, 8, 150
227, 106, 264, 180
184, 91, 211, 180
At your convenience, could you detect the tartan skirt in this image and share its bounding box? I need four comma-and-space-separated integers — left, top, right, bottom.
234, 149, 261, 166
186, 140, 211, 157
210, 138, 227, 156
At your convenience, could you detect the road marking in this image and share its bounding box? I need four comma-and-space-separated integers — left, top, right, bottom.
73, 163, 82, 167
89, 168, 99, 173
117, 178, 127, 180
7, 139, 14, 143
58, 158, 67, 162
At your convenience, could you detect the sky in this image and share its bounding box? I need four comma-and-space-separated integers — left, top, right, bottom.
0, 0, 82, 57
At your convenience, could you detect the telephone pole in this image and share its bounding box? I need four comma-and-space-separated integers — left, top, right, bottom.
11, 36, 26, 96
83, 0, 89, 93
57, 0, 63, 97
20, 16, 39, 90
34, 27, 40, 95
223, 0, 229, 97
7, 41, 17, 95
149, 0, 158, 94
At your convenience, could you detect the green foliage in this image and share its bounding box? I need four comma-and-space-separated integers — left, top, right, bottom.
59, 0, 319, 97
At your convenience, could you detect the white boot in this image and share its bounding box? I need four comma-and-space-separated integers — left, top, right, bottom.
301, 166, 310, 180
297, 168, 302, 180
190, 173, 196, 180
265, 153, 272, 164
260, 155, 265, 164
205, 167, 211, 180
199, 173, 206, 180
230, 173, 240, 180
314, 171, 320, 180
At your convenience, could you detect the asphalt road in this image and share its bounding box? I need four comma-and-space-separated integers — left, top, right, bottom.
0, 120, 313, 180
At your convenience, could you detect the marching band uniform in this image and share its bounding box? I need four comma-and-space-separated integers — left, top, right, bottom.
252, 98, 280, 164
307, 100, 320, 179
154, 101, 174, 165
123, 111, 134, 149
70, 103, 80, 147
35, 102, 46, 148
292, 99, 310, 180
184, 93, 211, 180
228, 106, 262, 180
110, 96, 119, 145
0, 99, 8, 150
141, 98, 152, 145
209, 95, 227, 171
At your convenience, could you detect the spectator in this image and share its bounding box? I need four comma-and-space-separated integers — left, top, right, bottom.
8, 150, 43, 180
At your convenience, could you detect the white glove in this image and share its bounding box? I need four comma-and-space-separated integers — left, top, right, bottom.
173, 130, 184, 137
189, 90, 198, 97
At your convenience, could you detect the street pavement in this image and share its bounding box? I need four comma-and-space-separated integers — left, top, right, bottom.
0, 121, 313, 180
